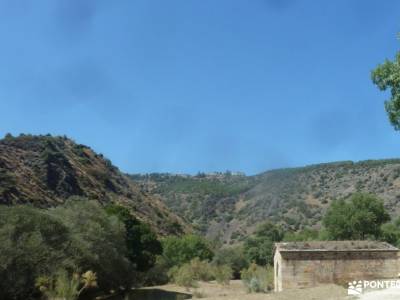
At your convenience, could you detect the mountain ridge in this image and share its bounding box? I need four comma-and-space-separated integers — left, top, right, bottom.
0, 134, 189, 236
2, 133, 400, 243
131, 158, 400, 245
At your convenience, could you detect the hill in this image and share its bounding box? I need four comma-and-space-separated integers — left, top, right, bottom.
0, 134, 188, 235
131, 160, 400, 245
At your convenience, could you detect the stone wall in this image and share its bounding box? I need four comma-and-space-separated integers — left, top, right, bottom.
274, 250, 399, 291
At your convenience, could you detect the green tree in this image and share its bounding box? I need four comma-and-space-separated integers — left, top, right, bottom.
381, 217, 400, 246
243, 221, 283, 266
162, 234, 213, 267
105, 204, 162, 272
372, 49, 400, 130
0, 199, 136, 299
0, 206, 71, 299
50, 198, 134, 291
212, 246, 248, 279
323, 193, 390, 240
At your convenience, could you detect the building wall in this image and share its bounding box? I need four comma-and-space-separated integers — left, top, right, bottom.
275, 250, 399, 291
274, 250, 282, 292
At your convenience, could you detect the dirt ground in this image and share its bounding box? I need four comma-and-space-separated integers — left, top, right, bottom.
145, 280, 353, 300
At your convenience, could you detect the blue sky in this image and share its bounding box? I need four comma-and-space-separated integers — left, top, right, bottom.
0, 0, 399, 175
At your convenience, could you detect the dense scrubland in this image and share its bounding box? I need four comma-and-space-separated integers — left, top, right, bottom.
132, 160, 400, 245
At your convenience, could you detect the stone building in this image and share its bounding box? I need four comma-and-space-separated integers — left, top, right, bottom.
274, 241, 399, 292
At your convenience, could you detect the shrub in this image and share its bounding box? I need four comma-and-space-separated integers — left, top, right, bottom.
243, 221, 283, 266
36, 270, 97, 300
212, 246, 248, 279
171, 264, 198, 289
170, 258, 215, 289
162, 235, 213, 267
381, 218, 400, 247
171, 258, 233, 288
213, 265, 233, 285
189, 258, 215, 281
241, 263, 273, 293
143, 256, 170, 286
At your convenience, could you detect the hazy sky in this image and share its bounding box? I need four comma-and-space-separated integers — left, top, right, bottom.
0, 0, 400, 174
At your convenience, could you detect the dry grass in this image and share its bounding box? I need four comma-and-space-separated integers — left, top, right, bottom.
144, 280, 352, 300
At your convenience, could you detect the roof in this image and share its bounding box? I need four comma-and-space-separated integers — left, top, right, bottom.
275, 241, 399, 252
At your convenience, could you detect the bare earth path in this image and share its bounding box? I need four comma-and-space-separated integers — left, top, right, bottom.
145, 280, 352, 300
358, 287, 400, 300
143, 280, 400, 300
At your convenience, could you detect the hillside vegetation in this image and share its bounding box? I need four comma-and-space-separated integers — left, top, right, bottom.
131, 160, 400, 244
0, 134, 187, 235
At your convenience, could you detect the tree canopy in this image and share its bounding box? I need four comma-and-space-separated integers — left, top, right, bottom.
162, 234, 213, 267
323, 193, 390, 240
0, 206, 71, 299
0, 199, 134, 299
372, 50, 400, 130
105, 204, 162, 272
243, 221, 283, 266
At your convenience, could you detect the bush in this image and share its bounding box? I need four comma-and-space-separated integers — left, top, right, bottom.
381, 218, 400, 247
213, 265, 233, 285
170, 258, 214, 287
241, 263, 273, 293
189, 258, 215, 281
170, 264, 198, 289
212, 246, 248, 279
36, 270, 97, 300
243, 222, 283, 266
170, 258, 233, 288
143, 256, 170, 286
162, 235, 213, 267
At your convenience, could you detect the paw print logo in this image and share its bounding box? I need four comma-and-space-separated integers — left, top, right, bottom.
348, 280, 363, 295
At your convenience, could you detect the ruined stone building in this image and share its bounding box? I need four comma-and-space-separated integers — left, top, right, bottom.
274, 241, 399, 292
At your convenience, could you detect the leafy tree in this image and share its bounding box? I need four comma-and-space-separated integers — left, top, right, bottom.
0, 206, 71, 299
212, 246, 248, 279
50, 198, 134, 291
381, 217, 400, 246
372, 49, 400, 130
162, 234, 213, 267
0, 199, 136, 299
4, 133, 13, 139
323, 193, 390, 240
243, 221, 283, 266
105, 204, 162, 272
